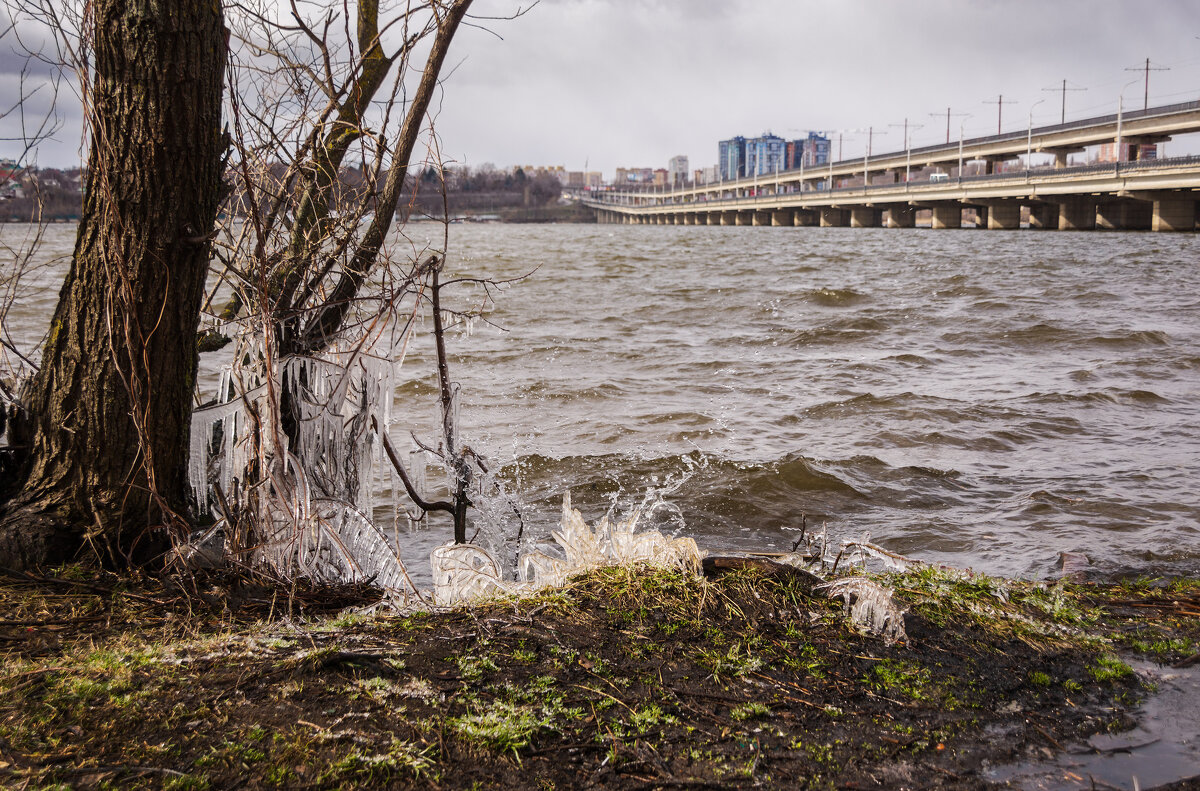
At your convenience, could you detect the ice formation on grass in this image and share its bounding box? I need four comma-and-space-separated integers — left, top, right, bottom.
819, 577, 908, 644
430, 492, 705, 606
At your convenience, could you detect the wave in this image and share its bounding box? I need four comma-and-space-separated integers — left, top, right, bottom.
1019, 389, 1169, 407
489, 449, 972, 547
942, 323, 1170, 349
802, 287, 870, 307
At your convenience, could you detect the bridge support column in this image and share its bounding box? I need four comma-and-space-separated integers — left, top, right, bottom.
820, 208, 848, 227
736, 211, 752, 226
883, 206, 915, 228
1029, 204, 1059, 230
850, 207, 881, 228
1057, 198, 1096, 231
752, 211, 771, 226
1096, 200, 1152, 230
795, 209, 818, 226
720, 212, 735, 226
931, 205, 962, 229
771, 210, 794, 226
1153, 195, 1196, 232
987, 204, 1021, 230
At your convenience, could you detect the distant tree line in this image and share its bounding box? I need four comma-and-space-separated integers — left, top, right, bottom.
2, 162, 566, 223
0, 168, 85, 222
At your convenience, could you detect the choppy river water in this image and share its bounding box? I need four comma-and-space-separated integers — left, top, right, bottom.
6, 223, 1200, 581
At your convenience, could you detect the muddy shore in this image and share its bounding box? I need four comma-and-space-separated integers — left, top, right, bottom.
1, 564, 1197, 790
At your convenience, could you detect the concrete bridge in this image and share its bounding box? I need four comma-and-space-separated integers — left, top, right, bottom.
581, 100, 1200, 231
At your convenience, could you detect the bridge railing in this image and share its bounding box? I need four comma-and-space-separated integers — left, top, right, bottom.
583, 154, 1200, 210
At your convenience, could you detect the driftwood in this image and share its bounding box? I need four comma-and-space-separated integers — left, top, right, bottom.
701, 555, 824, 592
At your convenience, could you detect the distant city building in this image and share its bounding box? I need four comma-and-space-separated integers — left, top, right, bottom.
745, 133, 786, 176
653, 168, 669, 187
1096, 142, 1157, 162
519, 165, 569, 184
700, 165, 719, 184
584, 171, 603, 189
567, 171, 585, 188
718, 136, 746, 181
787, 132, 831, 169
668, 155, 689, 186
615, 167, 654, 184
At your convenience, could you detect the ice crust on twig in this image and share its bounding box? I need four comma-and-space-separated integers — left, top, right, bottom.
187, 329, 417, 598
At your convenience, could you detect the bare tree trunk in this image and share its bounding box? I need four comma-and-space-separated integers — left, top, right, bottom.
0, 0, 227, 570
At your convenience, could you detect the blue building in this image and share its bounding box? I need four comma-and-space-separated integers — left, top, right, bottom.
718, 136, 746, 181
745, 134, 786, 176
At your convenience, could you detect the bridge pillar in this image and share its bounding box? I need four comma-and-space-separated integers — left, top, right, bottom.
795, 209, 818, 227
987, 204, 1021, 230
850, 207, 881, 228
734, 211, 750, 226
1096, 200, 1151, 231
930, 205, 962, 229
771, 210, 794, 226
1057, 198, 1096, 231
820, 208, 848, 227
883, 206, 915, 228
720, 212, 735, 226
1153, 195, 1196, 232
971, 206, 989, 228
752, 211, 771, 226
1029, 204, 1059, 230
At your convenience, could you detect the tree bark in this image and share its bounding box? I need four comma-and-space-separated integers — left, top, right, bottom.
0, 0, 227, 570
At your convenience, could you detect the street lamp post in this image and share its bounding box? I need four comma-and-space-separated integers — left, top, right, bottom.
891, 119, 923, 186
1116, 77, 1142, 174
1026, 98, 1046, 180
957, 115, 973, 183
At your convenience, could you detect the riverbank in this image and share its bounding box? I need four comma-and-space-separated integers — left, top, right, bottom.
1, 564, 1197, 790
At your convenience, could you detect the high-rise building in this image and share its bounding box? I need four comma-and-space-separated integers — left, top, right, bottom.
745, 133, 786, 176
786, 133, 830, 169
718, 136, 746, 181
668, 155, 690, 186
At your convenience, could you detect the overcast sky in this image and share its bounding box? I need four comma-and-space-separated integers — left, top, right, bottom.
6, 1, 1200, 175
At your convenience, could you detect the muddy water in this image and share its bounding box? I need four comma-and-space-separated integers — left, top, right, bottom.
4, 223, 1200, 581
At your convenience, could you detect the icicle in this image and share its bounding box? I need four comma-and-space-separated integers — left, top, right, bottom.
819, 577, 908, 644
409, 447, 427, 498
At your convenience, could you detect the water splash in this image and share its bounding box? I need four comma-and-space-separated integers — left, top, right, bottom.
430, 491, 705, 606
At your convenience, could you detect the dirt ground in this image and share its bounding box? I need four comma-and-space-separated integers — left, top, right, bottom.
0, 562, 1197, 790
